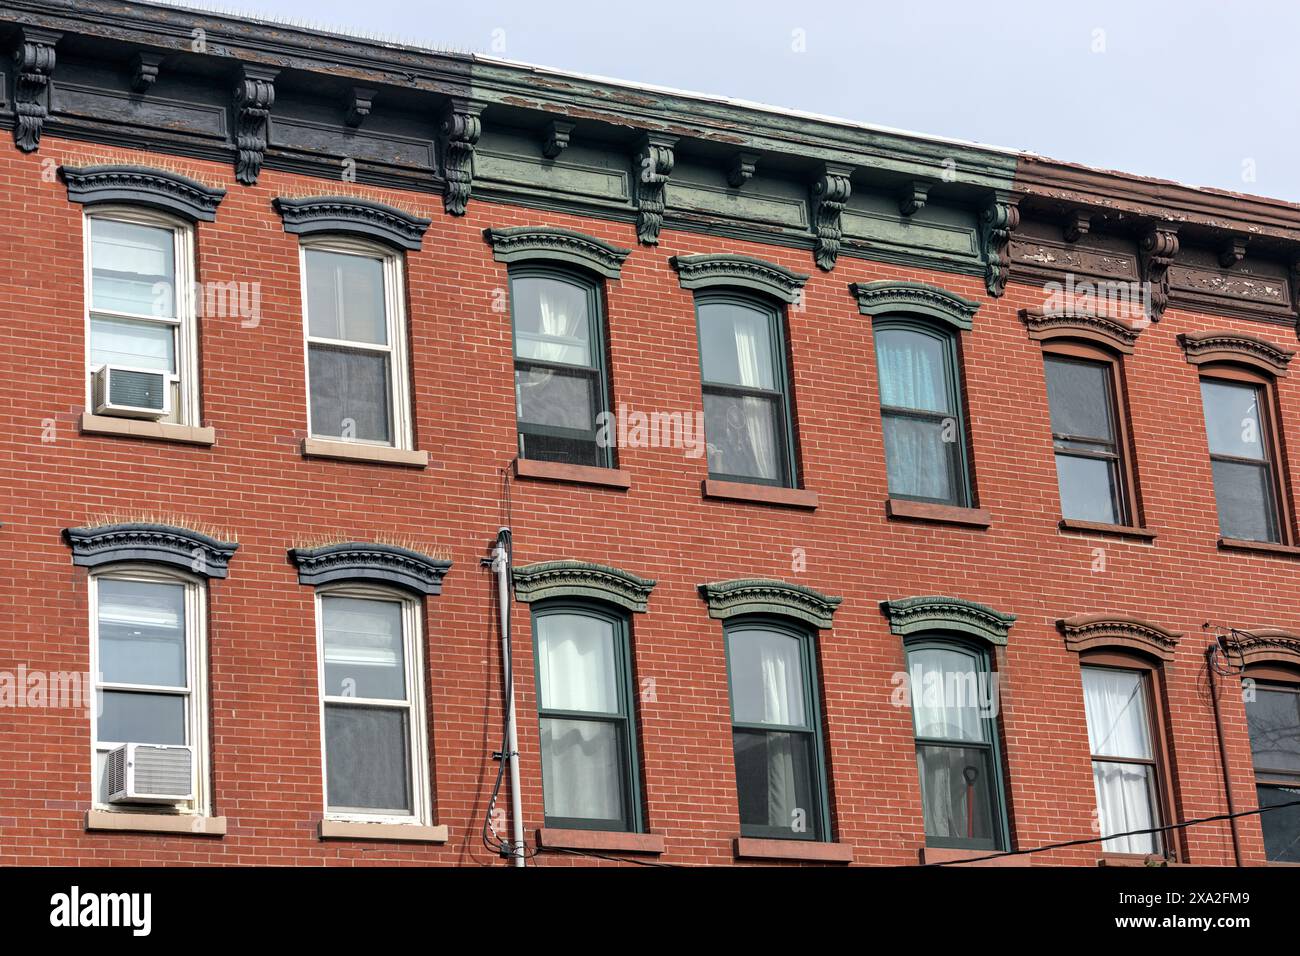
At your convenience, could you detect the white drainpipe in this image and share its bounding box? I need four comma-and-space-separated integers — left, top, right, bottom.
491, 528, 526, 867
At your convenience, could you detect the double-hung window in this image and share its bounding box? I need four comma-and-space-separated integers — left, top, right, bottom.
85, 209, 197, 424
533, 604, 642, 831
91, 568, 208, 813
696, 292, 796, 486
301, 238, 412, 448
1244, 676, 1300, 863
725, 621, 829, 840
316, 587, 430, 823
1199, 372, 1285, 543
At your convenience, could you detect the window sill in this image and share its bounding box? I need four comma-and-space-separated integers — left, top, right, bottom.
918, 846, 1025, 867
1058, 519, 1156, 541
886, 498, 992, 528
702, 479, 818, 510
85, 809, 226, 836
535, 827, 665, 855
513, 457, 631, 489
81, 413, 216, 446
318, 819, 449, 843
733, 836, 853, 863
301, 438, 429, 468
1218, 537, 1300, 558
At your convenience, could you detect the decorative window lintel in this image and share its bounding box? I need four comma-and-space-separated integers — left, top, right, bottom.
699, 579, 842, 630
670, 253, 810, 305
484, 226, 632, 279
1020, 308, 1141, 354
851, 280, 980, 331
63, 523, 238, 579
62, 165, 227, 222
881, 595, 1015, 646
1057, 613, 1182, 662
273, 196, 432, 251
1225, 627, 1300, 670
1178, 331, 1294, 377
289, 542, 451, 596
514, 560, 656, 613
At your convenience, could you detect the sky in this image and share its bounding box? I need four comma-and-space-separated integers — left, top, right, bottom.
162, 0, 1300, 202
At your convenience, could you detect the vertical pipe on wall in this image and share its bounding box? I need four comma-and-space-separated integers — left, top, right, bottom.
1205, 644, 1243, 867
492, 528, 527, 867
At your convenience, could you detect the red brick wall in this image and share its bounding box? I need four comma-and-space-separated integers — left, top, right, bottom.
0, 135, 1284, 866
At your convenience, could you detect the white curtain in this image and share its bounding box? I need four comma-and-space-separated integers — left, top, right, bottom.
1083, 668, 1159, 853
877, 330, 949, 500
535, 292, 583, 364
759, 643, 798, 826
909, 647, 983, 742
1093, 763, 1158, 854
733, 321, 776, 481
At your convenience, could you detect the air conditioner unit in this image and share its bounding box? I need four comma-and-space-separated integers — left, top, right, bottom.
105, 743, 193, 805
92, 365, 171, 419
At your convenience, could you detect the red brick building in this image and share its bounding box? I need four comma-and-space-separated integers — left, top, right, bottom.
1, 0, 1298, 868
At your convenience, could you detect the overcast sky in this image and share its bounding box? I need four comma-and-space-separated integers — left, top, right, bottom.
173, 0, 1300, 202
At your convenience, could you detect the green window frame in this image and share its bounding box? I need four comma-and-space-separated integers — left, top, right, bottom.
509, 264, 613, 468
694, 290, 798, 488
873, 318, 971, 507
530, 601, 643, 832
905, 635, 1009, 851
723, 617, 831, 841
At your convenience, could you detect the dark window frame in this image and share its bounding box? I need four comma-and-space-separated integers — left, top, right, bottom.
1242, 666, 1300, 864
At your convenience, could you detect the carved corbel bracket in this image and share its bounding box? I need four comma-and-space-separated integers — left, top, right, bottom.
1139, 223, 1180, 322
440, 98, 485, 215
633, 133, 676, 244
233, 65, 278, 185
345, 86, 377, 128
727, 151, 759, 188
979, 192, 1021, 297
1218, 235, 1249, 268
897, 178, 933, 217
12, 28, 61, 153
542, 119, 575, 159
810, 162, 853, 271
1063, 209, 1092, 243
130, 51, 163, 94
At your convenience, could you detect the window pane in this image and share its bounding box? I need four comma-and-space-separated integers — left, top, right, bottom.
733, 729, 818, 837
698, 300, 777, 390
1258, 784, 1300, 863
1245, 687, 1300, 774
1082, 668, 1153, 760
97, 579, 186, 687
322, 597, 405, 701
703, 392, 780, 482
1056, 453, 1120, 524
324, 704, 411, 812
305, 249, 387, 345
907, 646, 988, 743
90, 218, 175, 317
98, 691, 185, 745
1045, 357, 1115, 441
536, 614, 618, 714
728, 628, 807, 727
916, 743, 997, 844
516, 365, 597, 433
540, 717, 624, 823
518, 432, 601, 468
512, 276, 592, 367
1201, 379, 1266, 461
1093, 761, 1160, 854
876, 328, 951, 413
308, 345, 392, 443
1212, 459, 1277, 542
89, 316, 176, 372
882, 412, 957, 503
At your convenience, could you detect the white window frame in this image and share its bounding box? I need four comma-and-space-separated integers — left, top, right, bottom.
82, 206, 199, 425
314, 583, 431, 825
298, 235, 413, 450
88, 564, 210, 816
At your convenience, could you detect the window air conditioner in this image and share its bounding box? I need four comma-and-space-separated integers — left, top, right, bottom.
92, 365, 171, 419
105, 743, 194, 804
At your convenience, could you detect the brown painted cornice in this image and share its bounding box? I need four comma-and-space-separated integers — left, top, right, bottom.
1178, 330, 1295, 376
1057, 613, 1183, 662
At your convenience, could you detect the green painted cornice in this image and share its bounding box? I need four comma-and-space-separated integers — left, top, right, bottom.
880, 595, 1016, 646
514, 560, 657, 613
670, 254, 809, 304
484, 226, 632, 279
699, 579, 843, 630
850, 280, 980, 330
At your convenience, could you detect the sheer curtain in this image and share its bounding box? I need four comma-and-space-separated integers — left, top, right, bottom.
910, 647, 984, 840
535, 290, 584, 364
877, 330, 948, 500
733, 320, 777, 482
1083, 668, 1159, 853
758, 638, 799, 826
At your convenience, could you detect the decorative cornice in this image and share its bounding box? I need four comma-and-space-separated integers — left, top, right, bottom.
1057, 614, 1182, 662
1178, 330, 1294, 377
670, 253, 809, 304
1232, 628, 1300, 669
897, 178, 932, 217
233, 64, 277, 185
440, 98, 484, 216
634, 133, 676, 245
810, 162, 853, 271
130, 51, 162, 94
1218, 235, 1249, 268
542, 119, 575, 159
289, 542, 452, 596
344, 86, 377, 128
850, 280, 980, 331
1139, 223, 1180, 322
63, 523, 238, 579
699, 579, 842, 630
62, 165, 227, 222
1063, 209, 1092, 243
484, 226, 631, 279
881, 595, 1016, 646
727, 151, 759, 188
12, 27, 60, 153
273, 196, 432, 250
1019, 308, 1141, 354
979, 193, 1020, 297
514, 560, 656, 613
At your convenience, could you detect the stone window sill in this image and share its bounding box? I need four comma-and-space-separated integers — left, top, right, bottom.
81, 413, 216, 446
919, 846, 1024, 866
702, 479, 818, 509
301, 437, 429, 468
1059, 519, 1156, 541
733, 836, 853, 863
513, 457, 631, 489
886, 498, 992, 528
536, 827, 665, 855
318, 819, 449, 843
85, 809, 226, 836
1219, 536, 1300, 558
